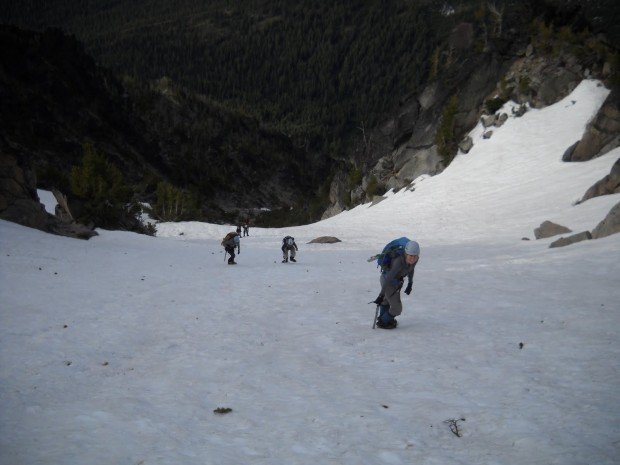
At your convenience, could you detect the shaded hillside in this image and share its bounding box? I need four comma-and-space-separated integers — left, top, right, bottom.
0, 25, 325, 228
2, 1, 619, 227
2, 0, 444, 156
4, 0, 619, 158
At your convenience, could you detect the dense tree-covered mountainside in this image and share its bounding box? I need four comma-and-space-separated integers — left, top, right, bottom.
0, 25, 325, 229
2, 0, 619, 230
5, 1, 618, 151
3, 0, 447, 156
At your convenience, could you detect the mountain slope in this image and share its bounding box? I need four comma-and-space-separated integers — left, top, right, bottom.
159, 80, 619, 247
2, 79, 618, 464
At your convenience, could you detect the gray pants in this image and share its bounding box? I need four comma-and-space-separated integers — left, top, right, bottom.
282, 246, 296, 260
380, 274, 403, 316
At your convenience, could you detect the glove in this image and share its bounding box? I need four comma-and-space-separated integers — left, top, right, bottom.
404, 282, 412, 295
373, 294, 384, 305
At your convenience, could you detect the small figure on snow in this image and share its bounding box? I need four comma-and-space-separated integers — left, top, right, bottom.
281, 236, 298, 263
243, 222, 250, 237
372, 240, 419, 329
236, 225, 242, 235
222, 231, 241, 265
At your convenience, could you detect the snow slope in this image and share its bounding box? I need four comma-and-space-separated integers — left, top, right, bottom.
1, 80, 619, 465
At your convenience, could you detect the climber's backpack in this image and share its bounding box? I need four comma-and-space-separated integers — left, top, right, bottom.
373, 237, 410, 270
222, 232, 237, 246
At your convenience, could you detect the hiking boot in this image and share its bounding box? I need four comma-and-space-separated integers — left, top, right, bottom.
228, 260, 237, 265
290, 257, 296, 262
282, 259, 288, 263
376, 319, 397, 329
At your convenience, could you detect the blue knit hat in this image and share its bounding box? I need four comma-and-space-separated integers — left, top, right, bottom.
405, 240, 420, 256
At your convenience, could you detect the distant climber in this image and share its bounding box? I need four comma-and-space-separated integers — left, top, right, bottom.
222, 232, 241, 265
281, 236, 298, 263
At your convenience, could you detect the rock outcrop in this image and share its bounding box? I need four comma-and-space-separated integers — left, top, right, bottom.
549, 231, 592, 248
591, 201, 620, 239
324, 18, 612, 216
579, 158, 620, 203
0, 153, 48, 231
534, 221, 572, 239
546, 201, 620, 247
565, 90, 620, 161
308, 236, 341, 244
0, 153, 97, 239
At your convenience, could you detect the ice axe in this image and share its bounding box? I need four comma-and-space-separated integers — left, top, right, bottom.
369, 301, 380, 329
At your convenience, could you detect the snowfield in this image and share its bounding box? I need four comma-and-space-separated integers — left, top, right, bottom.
2, 80, 619, 465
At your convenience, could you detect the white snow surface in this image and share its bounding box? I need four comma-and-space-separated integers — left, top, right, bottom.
36, 189, 57, 215
1, 80, 619, 465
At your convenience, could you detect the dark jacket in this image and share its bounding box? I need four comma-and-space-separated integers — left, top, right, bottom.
222, 234, 240, 253
281, 236, 298, 251
380, 255, 416, 293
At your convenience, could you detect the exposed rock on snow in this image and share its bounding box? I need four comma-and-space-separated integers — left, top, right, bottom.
459, 136, 473, 153
591, 201, 620, 239
549, 231, 592, 248
308, 236, 341, 244
534, 221, 572, 239
579, 158, 620, 203
567, 90, 620, 161
0, 154, 96, 239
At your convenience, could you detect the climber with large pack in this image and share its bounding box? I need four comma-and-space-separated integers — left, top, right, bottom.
281, 235, 298, 263
369, 237, 420, 329
221, 231, 241, 265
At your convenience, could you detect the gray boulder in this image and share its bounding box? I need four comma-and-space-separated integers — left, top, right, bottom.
549, 231, 592, 248
481, 114, 497, 128
483, 131, 493, 139
459, 136, 473, 154
308, 236, 341, 244
591, 201, 620, 239
580, 158, 620, 203
534, 221, 572, 239
569, 90, 620, 161
495, 113, 508, 127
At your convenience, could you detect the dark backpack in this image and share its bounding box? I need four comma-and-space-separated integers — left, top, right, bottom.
283, 236, 294, 247
222, 232, 237, 245
376, 237, 410, 270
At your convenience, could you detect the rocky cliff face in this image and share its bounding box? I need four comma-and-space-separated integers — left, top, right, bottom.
0, 154, 96, 238
322, 20, 619, 219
